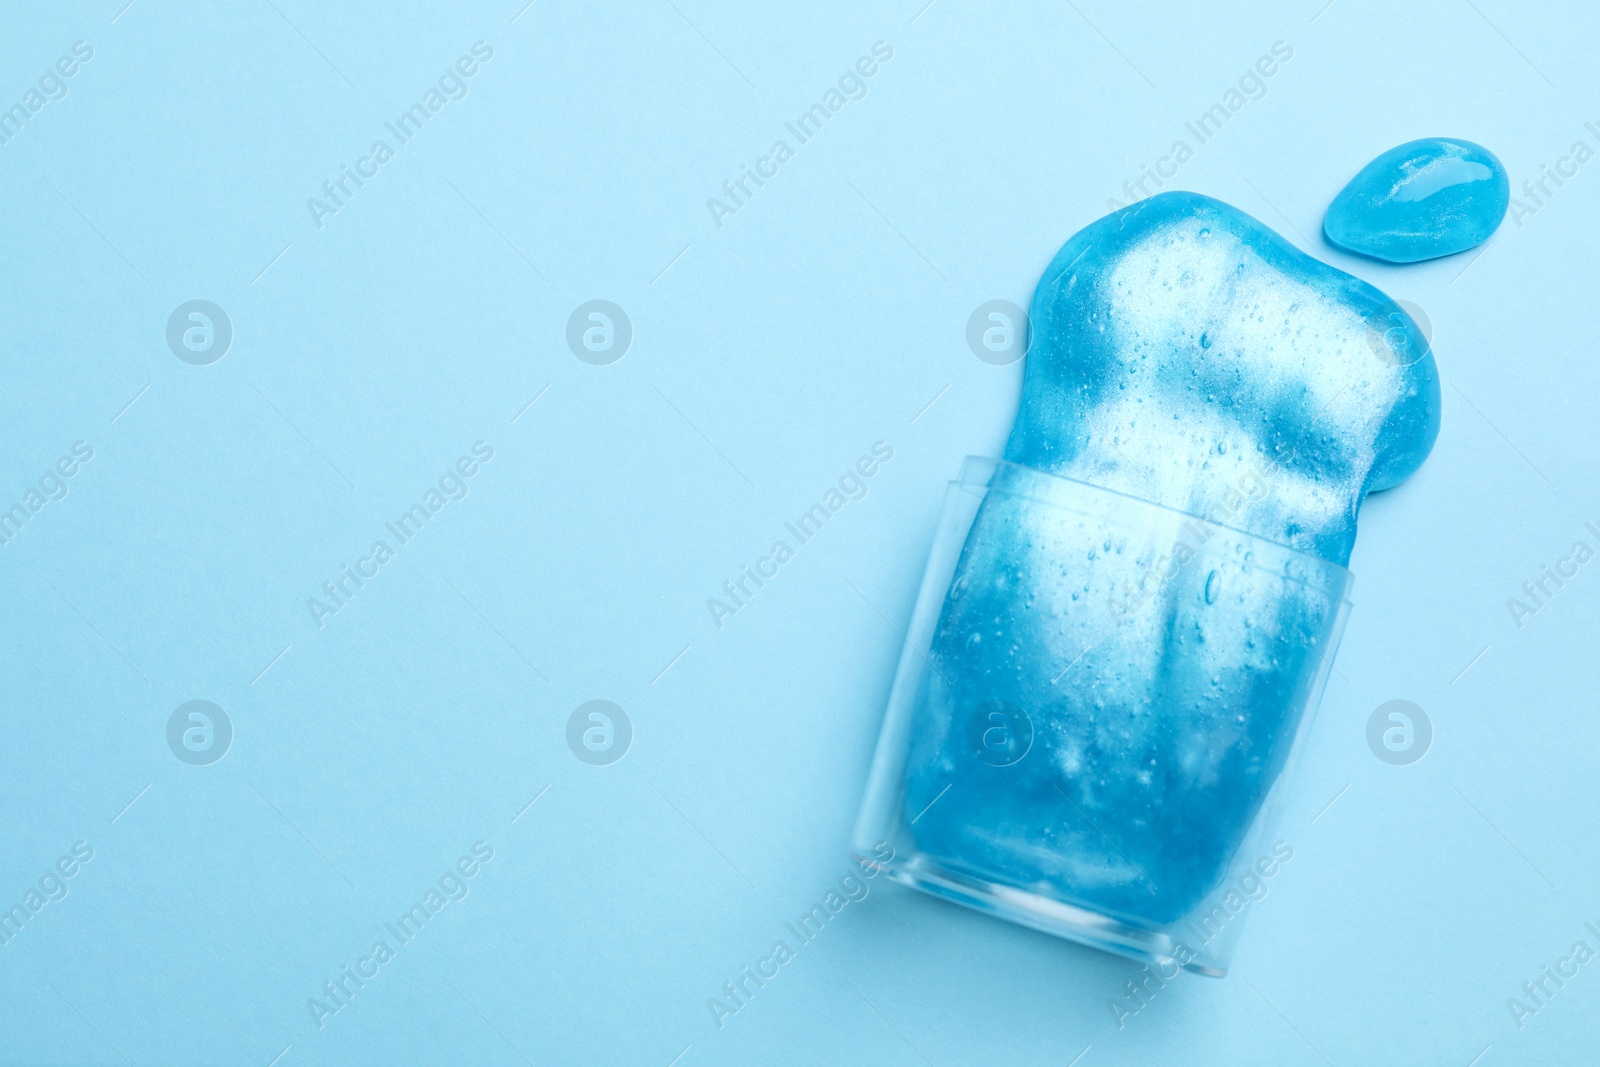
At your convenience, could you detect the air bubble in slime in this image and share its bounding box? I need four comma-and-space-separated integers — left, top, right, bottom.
853, 191, 1439, 974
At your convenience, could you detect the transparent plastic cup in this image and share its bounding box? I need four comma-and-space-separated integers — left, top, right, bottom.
852, 458, 1352, 975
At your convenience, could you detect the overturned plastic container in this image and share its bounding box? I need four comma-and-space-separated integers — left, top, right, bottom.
852, 458, 1351, 975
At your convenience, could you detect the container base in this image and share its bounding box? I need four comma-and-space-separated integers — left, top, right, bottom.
858, 850, 1227, 977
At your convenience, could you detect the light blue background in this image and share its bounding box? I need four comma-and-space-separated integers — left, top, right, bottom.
2, 0, 1597, 1063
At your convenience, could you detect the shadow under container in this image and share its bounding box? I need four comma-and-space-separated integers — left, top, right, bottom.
852, 458, 1352, 975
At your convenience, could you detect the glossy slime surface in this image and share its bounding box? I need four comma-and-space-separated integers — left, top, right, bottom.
903, 192, 1440, 923
1324, 137, 1509, 262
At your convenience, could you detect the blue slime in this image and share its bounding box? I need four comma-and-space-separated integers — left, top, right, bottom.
901, 192, 1440, 926
1324, 137, 1509, 262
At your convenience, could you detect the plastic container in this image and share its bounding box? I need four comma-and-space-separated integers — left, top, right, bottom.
852, 458, 1352, 975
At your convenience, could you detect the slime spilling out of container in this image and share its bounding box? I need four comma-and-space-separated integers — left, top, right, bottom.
1324, 137, 1509, 262
853, 191, 1440, 974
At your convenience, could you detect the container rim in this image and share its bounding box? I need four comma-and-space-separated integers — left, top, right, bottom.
955, 455, 1355, 603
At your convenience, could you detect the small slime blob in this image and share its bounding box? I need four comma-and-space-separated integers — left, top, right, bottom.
1324, 137, 1509, 262
900, 191, 1439, 928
